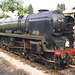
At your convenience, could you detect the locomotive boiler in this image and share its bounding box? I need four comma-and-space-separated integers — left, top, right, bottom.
0, 10, 75, 69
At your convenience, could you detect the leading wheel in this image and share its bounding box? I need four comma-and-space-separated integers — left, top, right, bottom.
1, 44, 6, 50
23, 50, 28, 58
45, 61, 54, 69
19, 50, 28, 58
29, 52, 36, 62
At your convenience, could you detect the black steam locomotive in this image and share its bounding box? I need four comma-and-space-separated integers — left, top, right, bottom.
0, 10, 75, 69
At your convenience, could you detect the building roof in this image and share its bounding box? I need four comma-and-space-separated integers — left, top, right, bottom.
63, 6, 75, 14
63, 10, 75, 14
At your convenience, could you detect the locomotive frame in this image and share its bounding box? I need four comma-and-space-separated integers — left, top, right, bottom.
0, 32, 74, 69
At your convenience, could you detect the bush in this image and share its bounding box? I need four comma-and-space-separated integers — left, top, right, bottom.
0, 13, 9, 18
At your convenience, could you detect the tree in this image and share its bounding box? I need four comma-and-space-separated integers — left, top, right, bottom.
0, 0, 24, 15
57, 4, 65, 12
57, 4, 61, 10
28, 4, 33, 14
61, 4, 65, 11
0, 0, 33, 15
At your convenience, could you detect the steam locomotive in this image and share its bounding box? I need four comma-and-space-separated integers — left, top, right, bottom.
0, 10, 75, 69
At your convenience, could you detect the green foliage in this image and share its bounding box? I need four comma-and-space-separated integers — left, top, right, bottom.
57, 4, 61, 10
23, 6, 29, 14
17, 6, 28, 15
28, 4, 33, 14
57, 4, 65, 12
0, 0, 33, 15
61, 4, 65, 11
0, 13, 9, 18
17, 4, 33, 15
0, 0, 23, 15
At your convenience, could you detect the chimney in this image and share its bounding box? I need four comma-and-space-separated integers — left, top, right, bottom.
38, 9, 49, 13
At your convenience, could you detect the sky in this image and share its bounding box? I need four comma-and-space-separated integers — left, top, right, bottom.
23, 0, 75, 12
0, 0, 75, 16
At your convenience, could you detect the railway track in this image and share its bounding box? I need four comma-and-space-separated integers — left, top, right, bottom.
0, 50, 28, 75
0, 48, 75, 75
0, 57, 27, 75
